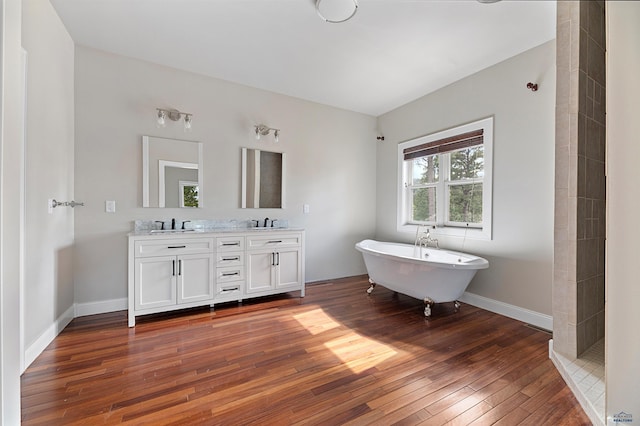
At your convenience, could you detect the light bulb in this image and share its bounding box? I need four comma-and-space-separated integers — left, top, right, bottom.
255, 128, 261, 140
274, 130, 279, 143
183, 114, 192, 131
156, 110, 166, 127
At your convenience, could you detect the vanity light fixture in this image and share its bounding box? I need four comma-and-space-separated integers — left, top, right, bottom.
156, 108, 193, 131
315, 0, 358, 23
254, 124, 280, 143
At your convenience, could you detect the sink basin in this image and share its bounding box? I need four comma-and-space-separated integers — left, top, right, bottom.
149, 229, 196, 234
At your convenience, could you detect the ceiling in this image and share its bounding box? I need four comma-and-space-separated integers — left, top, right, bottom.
50, 0, 556, 117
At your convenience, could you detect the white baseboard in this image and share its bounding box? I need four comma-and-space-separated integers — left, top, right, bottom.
459, 291, 553, 331
75, 298, 127, 317
24, 304, 75, 371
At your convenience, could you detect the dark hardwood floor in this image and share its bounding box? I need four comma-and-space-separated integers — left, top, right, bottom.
21, 275, 590, 425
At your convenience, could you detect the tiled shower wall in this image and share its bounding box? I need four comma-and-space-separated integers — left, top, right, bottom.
554, 0, 606, 359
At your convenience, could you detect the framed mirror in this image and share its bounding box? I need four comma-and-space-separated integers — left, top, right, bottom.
241, 148, 285, 208
143, 136, 203, 208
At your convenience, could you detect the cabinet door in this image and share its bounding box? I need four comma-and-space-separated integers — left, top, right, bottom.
177, 253, 214, 304
246, 250, 275, 294
135, 256, 176, 310
275, 248, 302, 290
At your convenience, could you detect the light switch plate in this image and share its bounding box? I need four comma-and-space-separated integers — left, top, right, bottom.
105, 200, 116, 213
303, 204, 310, 214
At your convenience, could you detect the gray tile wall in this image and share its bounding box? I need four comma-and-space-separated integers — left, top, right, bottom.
554, 0, 606, 359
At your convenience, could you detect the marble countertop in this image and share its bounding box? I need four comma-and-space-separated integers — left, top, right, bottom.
128, 227, 304, 237
130, 219, 301, 237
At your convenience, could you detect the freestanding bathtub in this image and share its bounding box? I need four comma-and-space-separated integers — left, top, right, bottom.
355, 239, 489, 317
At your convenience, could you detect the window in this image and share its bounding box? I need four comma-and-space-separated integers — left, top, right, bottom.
397, 117, 493, 240
179, 181, 199, 208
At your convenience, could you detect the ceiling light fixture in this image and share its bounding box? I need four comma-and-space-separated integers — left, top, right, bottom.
315, 0, 358, 23
254, 124, 280, 143
156, 108, 193, 131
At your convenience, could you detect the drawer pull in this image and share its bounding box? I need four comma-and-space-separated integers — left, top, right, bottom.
267, 240, 283, 244
222, 242, 240, 247
168, 245, 187, 249
221, 287, 239, 292
222, 272, 240, 277
222, 256, 240, 261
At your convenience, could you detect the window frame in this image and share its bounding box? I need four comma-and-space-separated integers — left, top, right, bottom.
397, 117, 493, 240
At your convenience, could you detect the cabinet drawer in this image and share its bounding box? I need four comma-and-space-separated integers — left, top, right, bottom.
216, 281, 244, 300
217, 265, 245, 283
216, 252, 244, 267
246, 233, 301, 250
217, 236, 245, 251
134, 238, 214, 257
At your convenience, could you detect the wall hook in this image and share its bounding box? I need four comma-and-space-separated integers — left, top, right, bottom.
376, 136, 385, 141
526, 82, 538, 92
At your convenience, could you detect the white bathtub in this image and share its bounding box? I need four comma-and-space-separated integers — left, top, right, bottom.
355, 239, 489, 317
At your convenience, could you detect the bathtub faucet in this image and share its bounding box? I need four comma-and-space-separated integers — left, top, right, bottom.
416, 228, 439, 249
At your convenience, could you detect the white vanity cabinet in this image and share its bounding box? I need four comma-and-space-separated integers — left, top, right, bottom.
128, 229, 304, 327
129, 237, 215, 326
246, 233, 304, 296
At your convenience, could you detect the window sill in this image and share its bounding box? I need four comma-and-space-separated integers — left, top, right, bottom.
398, 223, 492, 241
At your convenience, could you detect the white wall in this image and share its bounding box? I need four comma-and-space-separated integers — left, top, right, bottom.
73, 47, 377, 309
1, 0, 26, 421
22, 0, 76, 362
377, 41, 556, 316
606, 1, 640, 421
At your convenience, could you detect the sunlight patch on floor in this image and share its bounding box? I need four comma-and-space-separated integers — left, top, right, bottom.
293, 308, 341, 335
324, 332, 398, 373
294, 308, 398, 374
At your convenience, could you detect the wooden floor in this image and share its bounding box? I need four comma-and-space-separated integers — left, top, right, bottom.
21, 276, 590, 425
